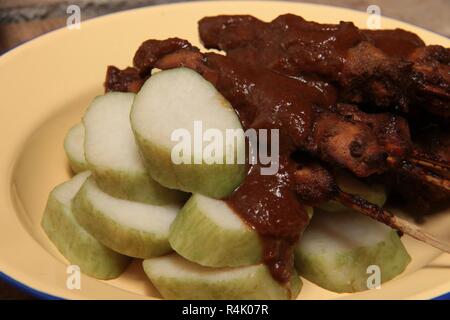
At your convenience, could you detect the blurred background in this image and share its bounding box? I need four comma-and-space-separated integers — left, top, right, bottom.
1, 0, 449, 52
0, 0, 449, 299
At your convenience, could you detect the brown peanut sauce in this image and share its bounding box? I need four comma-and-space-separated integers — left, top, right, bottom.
202, 54, 335, 283
202, 20, 423, 282
226, 158, 308, 283
204, 22, 428, 282
363, 29, 425, 58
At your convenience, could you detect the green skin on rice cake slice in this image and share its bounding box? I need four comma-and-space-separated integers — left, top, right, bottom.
143, 254, 302, 300
41, 171, 130, 280
73, 176, 179, 259
294, 209, 411, 293
83, 92, 187, 205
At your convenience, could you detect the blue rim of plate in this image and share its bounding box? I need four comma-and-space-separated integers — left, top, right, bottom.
0, 272, 61, 300
1, 271, 448, 300
0, 1, 449, 301
433, 292, 450, 300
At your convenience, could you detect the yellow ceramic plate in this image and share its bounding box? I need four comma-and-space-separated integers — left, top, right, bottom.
0, 1, 449, 300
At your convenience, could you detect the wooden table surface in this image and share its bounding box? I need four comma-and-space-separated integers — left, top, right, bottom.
0, 0, 449, 299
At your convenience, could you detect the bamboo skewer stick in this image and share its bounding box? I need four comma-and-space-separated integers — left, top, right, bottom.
387, 156, 450, 191
409, 157, 450, 175
336, 189, 450, 254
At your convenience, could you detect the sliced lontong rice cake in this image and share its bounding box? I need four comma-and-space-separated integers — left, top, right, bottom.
131, 68, 246, 199
169, 193, 314, 268
143, 254, 302, 300
83, 92, 186, 205
73, 176, 179, 259
294, 209, 411, 293
41, 171, 130, 280
169, 194, 262, 267
64, 123, 88, 173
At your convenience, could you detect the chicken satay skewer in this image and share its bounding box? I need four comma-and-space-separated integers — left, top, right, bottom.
128, 38, 450, 193
333, 103, 450, 178
293, 164, 450, 253
127, 38, 450, 189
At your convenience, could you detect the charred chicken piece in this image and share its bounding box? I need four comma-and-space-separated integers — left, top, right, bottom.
334, 103, 412, 158
387, 126, 450, 214
104, 66, 146, 93
133, 37, 193, 76
294, 160, 338, 205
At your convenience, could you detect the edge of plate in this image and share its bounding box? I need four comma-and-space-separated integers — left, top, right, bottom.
0, 0, 448, 59
0, 272, 62, 300
2, 267, 448, 300
433, 292, 450, 300
0, 0, 449, 300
